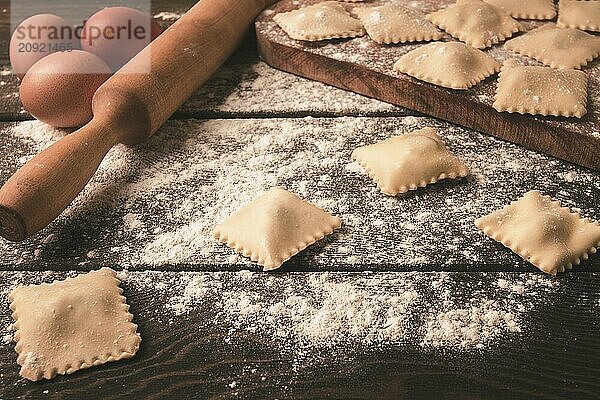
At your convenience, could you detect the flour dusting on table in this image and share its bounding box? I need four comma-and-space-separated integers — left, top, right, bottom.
153, 11, 183, 21
121, 270, 560, 350
192, 62, 399, 115
1, 116, 598, 272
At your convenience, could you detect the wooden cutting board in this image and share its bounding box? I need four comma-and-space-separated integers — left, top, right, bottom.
255, 0, 600, 171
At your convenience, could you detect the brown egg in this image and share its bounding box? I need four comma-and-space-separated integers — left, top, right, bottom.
19, 50, 111, 128
10, 14, 81, 79
80, 7, 162, 72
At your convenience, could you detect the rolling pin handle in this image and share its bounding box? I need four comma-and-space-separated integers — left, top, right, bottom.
0, 205, 26, 242
0, 119, 118, 241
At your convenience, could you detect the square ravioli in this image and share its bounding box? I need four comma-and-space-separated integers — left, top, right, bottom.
353, 4, 443, 44
504, 24, 600, 69
273, 1, 365, 41
558, 0, 600, 32
483, 0, 556, 20
475, 191, 600, 275
493, 62, 588, 118
213, 187, 341, 271
394, 42, 500, 90
351, 127, 469, 196
9, 268, 141, 381
426, 0, 523, 48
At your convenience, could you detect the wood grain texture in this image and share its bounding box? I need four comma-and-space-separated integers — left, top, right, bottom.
0, 271, 599, 399
256, 0, 600, 171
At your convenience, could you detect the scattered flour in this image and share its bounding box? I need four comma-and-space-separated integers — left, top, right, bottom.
9, 120, 69, 152
2, 323, 13, 344
123, 213, 144, 231
124, 271, 563, 350
422, 300, 520, 349
223, 273, 419, 343
2, 77, 598, 272
0, 268, 587, 374
194, 61, 399, 115
153, 11, 183, 21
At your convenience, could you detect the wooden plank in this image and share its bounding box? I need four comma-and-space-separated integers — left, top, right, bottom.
178, 55, 408, 119
0, 6, 411, 121
255, 0, 600, 171
0, 117, 598, 273
0, 270, 599, 399
0, 67, 22, 120
0, 53, 409, 121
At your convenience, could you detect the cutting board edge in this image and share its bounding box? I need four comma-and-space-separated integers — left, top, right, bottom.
256, 28, 600, 172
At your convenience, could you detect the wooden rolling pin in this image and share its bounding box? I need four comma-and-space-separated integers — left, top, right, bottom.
0, 0, 276, 241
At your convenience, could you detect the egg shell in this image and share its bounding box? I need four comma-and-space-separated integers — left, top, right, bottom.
20, 50, 112, 128
80, 7, 162, 72
10, 14, 81, 79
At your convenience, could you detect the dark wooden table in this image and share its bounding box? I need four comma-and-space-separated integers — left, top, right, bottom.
0, 1, 599, 399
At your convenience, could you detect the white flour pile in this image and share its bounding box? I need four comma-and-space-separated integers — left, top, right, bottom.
420, 275, 557, 348
153, 11, 183, 21
193, 62, 398, 115
0, 269, 590, 355
120, 270, 560, 350
221, 272, 419, 343
1, 112, 599, 270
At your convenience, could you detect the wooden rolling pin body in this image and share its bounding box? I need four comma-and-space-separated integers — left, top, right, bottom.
0, 0, 274, 241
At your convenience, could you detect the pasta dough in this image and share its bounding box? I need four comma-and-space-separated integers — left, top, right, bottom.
273, 1, 365, 41
475, 191, 600, 275
426, 0, 523, 48
351, 127, 469, 196
213, 187, 341, 271
9, 268, 141, 381
504, 24, 600, 69
558, 0, 600, 32
493, 62, 588, 118
483, 0, 556, 20
353, 4, 443, 44
394, 42, 500, 90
